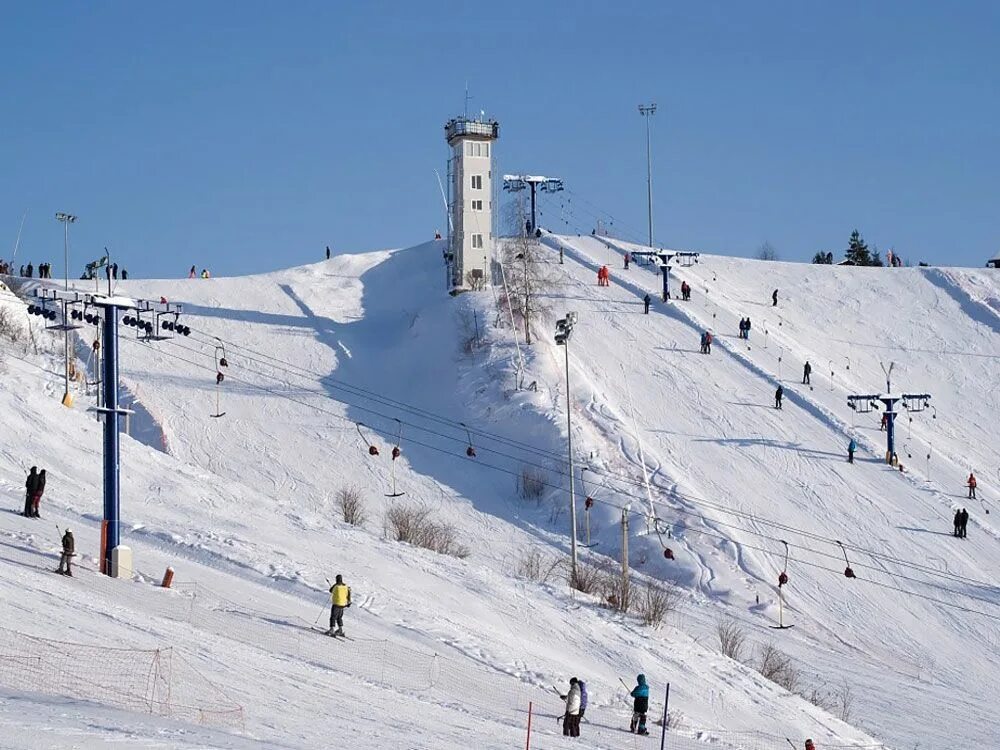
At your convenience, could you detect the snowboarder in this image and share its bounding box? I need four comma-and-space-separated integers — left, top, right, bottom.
803, 361, 812, 385
629, 674, 650, 735
56, 528, 74, 576
959, 508, 969, 538
32, 469, 46, 518
643, 294, 651, 315
848, 438, 857, 464
23, 467, 39, 516
953, 509, 962, 537
772, 289, 778, 306
326, 245, 331, 260
775, 385, 784, 410
328, 574, 352, 636
967, 473, 977, 500
624, 252, 631, 269
560, 677, 582, 737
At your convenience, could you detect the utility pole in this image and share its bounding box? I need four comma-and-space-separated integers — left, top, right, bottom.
55, 212, 77, 407
638, 103, 657, 248
621, 506, 630, 609
555, 313, 579, 583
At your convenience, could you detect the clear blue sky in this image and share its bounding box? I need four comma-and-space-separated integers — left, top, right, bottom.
2, 1, 997, 278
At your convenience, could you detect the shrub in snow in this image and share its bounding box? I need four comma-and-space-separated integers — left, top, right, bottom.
336, 486, 367, 527
384, 503, 470, 559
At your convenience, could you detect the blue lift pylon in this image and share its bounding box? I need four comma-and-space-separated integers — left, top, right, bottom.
847, 362, 931, 465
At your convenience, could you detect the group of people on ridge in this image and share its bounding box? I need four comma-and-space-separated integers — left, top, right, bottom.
188, 265, 212, 279
1, 261, 53, 278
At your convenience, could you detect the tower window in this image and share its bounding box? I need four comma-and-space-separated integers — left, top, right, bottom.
472, 234, 484, 249
471, 175, 483, 190
472, 200, 483, 211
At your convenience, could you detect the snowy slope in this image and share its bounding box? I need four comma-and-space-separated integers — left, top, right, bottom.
0, 237, 995, 748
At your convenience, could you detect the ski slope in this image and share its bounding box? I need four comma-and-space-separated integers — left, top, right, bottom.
0, 235, 996, 748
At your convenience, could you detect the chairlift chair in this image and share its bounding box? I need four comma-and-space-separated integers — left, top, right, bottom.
385, 419, 405, 498
210, 342, 228, 418
771, 540, 794, 629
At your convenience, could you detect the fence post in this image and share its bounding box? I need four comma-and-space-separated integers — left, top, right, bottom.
659, 682, 670, 750
525, 701, 533, 749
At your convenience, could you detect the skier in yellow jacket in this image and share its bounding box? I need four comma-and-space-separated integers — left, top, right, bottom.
328, 574, 352, 637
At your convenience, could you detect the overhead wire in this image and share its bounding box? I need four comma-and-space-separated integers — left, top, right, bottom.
116, 333, 1000, 605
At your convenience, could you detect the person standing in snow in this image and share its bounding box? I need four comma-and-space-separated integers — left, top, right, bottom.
578, 679, 588, 719
23, 467, 39, 516
121, 268, 128, 280
745, 317, 752, 340
629, 674, 650, 735
328, 574, 352, 636
967, 473, 977, 499
959, 508, 969, 539
880, 412, 888, 431
326, 245, 331, 260
624, 252, 631, 270
802, 361, 812, 385
643, 294, 651, 314
56, 528, 75, 576
775, 386, 784, 410
189, 265, 196, 279
772, 289, 778, 306
848, 438, 857, 464
953, 509, 962, 537
560, 677, 582, 737
738, 318, 746, 339
32, 469, 46, 518
805, 740, 816, 750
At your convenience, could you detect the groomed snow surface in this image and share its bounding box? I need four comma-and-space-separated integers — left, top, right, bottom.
0, 236, 997, 749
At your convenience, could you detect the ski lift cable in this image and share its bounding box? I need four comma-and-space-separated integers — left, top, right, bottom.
137, 333, 993, 590
125, 336, 1000, 598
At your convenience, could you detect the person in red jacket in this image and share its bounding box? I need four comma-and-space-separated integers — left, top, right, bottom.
968, 473, 977, 499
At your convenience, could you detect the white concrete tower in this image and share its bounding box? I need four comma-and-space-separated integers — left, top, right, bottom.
445, 115, 499, 291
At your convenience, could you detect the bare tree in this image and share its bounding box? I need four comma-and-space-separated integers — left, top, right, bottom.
717, 618, 748, 661
497, 197, 553, 345
757, 241, 779, 261
336, 486, 367, 527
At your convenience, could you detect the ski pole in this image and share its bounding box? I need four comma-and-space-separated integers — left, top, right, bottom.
785, 739, 796, 750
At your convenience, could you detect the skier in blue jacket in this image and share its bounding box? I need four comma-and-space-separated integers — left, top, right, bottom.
848, 438, 857, 464
629, 674, 650, 735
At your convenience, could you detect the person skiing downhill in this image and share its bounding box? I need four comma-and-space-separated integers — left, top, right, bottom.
772, 289, 778, 306
560, 677, 582, 737
803, 361, 812, 385
848, 438, 857, 464
629, 674, 650, 735
56, 528, 74, 576
775, 386, 784, 409
967, 473, 977, 499
328, 574, 351, 636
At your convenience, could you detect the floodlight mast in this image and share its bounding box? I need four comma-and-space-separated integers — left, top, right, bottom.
55, 212, 78, 407
638, 103, 656, 247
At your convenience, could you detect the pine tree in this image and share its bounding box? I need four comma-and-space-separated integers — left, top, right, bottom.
812, 251, 833, 265
845, 230, 871, 266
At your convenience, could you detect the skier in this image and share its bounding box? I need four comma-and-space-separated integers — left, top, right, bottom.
624, 252, 631, 270
967, 473, 977, 500
960, 508, 969, 539
803, 361, 812, 385
805, 740, 816, 750
32, 469, 46, 518
23, 467, 39, 517
327, 574, 352, 636
772, 289, 778, 306
629, 674, 650, 735
775, 385, 784, 410
56, 528, 74, 576
560, 677, 582, 737
953, 509, 962, 537
643, 294, 651, 315
848, 438, 857, 464
189, 265, 196, 279
326, 245, 331, 260
705, 331, 712, 354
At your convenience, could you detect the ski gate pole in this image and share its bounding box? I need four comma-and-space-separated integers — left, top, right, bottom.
525, 701, 533, 749
659, 682, 671, 749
